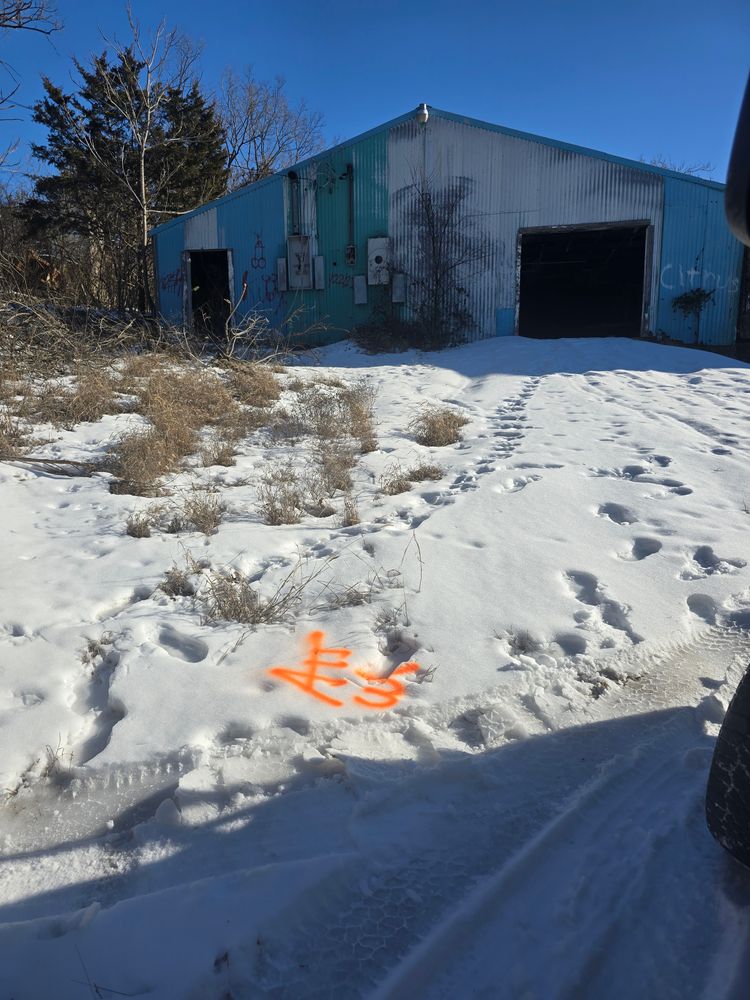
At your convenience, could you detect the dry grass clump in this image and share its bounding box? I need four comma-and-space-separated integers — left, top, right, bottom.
314, 374, 346, 389
141, 368, 233, 430
0, 412, 33, 459
216, 399, 268, 439
108, 424, 197, 494
25, 368, 121, 428
200, 427, 238, 468
342, 494, 360, 527
407, 462, 443, 482
161, 565, 196, 598
121, 352, 169, 384
199, 567, 308, 626
341, 381, 377, 453
311, 440, 356, 496
108, 366, 243, 493
182, 491, 225, 534
380, 461, 413, 496
228, 363, 282, 408
294, 385, 343, 440
286, 378, 377, 453
409, 405, 469, 447
125, 512, 152, 538
257, 461, 304, 525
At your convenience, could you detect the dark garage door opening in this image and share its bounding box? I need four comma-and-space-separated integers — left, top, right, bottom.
189, 250, 231, 343
518, 224, 648, 338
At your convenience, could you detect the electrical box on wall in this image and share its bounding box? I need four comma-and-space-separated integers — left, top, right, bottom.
287, 235, 312, 289
367, 237, 391, 285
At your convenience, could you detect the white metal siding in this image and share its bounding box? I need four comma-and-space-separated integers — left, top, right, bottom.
184, 208, 219, 250
388, 118, 665, 339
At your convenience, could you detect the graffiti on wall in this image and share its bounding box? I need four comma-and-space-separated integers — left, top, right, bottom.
251, 234, 267, 270
160, 266, 184, 296
239, 231, 287, 325
268, 630, 421, 710
660, 264, 739, 294
329, 272, 354, 289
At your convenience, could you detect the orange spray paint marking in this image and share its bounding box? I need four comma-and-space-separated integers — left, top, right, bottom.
353, 662, 421, 709
268, 632, 421, 711
268, 630, 350, 707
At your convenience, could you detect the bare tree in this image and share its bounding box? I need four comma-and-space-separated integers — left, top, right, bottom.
220, 68, 325, 189
0, 1, 59, 167
89, 8, 202, 310
0, 1, 57, 32
641, 154, 714, 179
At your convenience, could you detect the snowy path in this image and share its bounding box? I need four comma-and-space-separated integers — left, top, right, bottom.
2, 337, 750, 997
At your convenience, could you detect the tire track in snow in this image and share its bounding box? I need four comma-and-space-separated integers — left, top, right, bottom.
239, 625, 750, 1000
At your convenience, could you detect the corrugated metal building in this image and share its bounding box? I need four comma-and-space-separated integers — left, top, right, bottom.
151, 106, 748, 349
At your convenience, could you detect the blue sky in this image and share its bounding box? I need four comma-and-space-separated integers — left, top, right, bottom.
2, 0, 749, 184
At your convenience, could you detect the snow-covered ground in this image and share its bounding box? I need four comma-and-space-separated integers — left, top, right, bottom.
2, 335, 750, 999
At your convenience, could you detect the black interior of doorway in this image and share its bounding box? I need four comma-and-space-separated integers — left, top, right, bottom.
518, 225, 647, 338
190, 250, 230, 343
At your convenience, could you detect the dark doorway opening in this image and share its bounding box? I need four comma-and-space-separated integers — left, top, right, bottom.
518, 224, 648, 338
189, 250, 231, 343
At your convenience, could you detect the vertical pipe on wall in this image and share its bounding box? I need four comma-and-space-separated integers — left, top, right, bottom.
346, 163, 354, 247
288, 171, 300, 235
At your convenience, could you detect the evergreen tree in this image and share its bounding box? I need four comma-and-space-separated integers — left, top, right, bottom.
24, 23, 227, 311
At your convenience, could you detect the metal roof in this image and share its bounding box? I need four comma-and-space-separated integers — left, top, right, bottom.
150, 105, 725, 237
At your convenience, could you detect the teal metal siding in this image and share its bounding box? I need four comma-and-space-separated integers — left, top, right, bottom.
656, 177, 744, 345
154, 223, 185, 324
216, 176, 287, 328
284, 130, 389, 345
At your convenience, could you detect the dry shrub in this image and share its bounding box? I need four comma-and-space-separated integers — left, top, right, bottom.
201, 432, 237, 468
216, 399, 268, 439
380, 462, 413, 495
342, 494, 360, 527
312, 440, 356, 496
108, 367, 238, 493
294, 385, 342, 440
125, 513, 152, 538
407, 462, 443, 482
341, 381, 377, 453
257, 461, 304, 525
228, 363, 281, 408
141, 367, 233, 430
288, 378, 377, 453
409, 405, 469, 446
314, 375, 346, 389
108, 424, 197, 494
199, 560, 318, 627
182, 491, 225, 534
0, 411, 32, 459
121, 352, 169, 383
161, 565, 195, 598
26, 368, 122, 429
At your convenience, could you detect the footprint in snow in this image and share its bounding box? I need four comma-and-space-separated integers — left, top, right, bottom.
596, 503, 638, 525
492, 475, 541, 495
157, 625, 209, 663
680, 546, 746, 581
564, 570, 643, 644
619, 537, 662, 561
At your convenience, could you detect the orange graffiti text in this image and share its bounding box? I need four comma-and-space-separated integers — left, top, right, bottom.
268, 630, 420, 710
